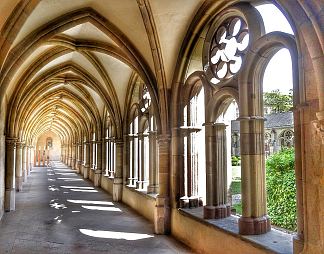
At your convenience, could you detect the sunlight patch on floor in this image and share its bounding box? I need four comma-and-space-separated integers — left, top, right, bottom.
67, 199, 114, 206
81, 205, 121, 212
60, 186, 94, 189
79, 229, 154, 240
70, 189, 98, 193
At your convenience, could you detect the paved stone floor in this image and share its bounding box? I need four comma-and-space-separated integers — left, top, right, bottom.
0, 161, 192, 254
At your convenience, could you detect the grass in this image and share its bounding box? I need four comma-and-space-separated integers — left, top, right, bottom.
229, 180, 241, 195
233, 203, 242, 215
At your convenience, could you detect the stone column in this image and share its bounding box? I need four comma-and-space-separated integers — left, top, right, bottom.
154, 134, 171, 234
22, 144, 27, 182
137, 133, 144, 189
68, 143, 72, 167
127, 135, 135, 186
113, 139, 123, 201
212, 124, 230, 218
89, 141, 93, 170
15, 142, 23, 191
238, 118, 270, 235
60, 144, 64, 162
94, 140, 102, 187
78, 143, 83, 174
71, 143, 76, 170
204, 123, 215, 217
5, 138, 16, 211
101, 137, 107, 176
83, 142, 90, 179
75, 143, 80, 173
171, 127, 183, 208
148, 131, 158, 193
33, 146, 37, 167
26, 146, 31, 176
64, 144, 68, 164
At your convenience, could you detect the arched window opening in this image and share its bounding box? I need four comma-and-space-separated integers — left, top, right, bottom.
105, 118, 116, 178
92, 132, 96, 170
213, 100, 241, 215
263, 48, 296, 232
128, 114, 139, 187
180, 85, 205, 208
127, 82, 158, 194
254, 3, 294, 35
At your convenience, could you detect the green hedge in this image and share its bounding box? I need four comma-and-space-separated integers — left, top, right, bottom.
266, 148, 297, 231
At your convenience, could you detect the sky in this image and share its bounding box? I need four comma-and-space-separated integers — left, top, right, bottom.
255, 4, 294, 95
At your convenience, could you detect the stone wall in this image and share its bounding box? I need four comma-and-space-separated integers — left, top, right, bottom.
36, 131, 61, 161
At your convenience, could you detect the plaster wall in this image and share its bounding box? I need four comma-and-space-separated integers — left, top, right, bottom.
122, 186, 155, 222
101, 176, 113, 195
171, 209, 271, 254
36, 131, 61, 161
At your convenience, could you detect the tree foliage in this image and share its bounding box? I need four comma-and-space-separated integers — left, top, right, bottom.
264, 89, 293, 113
266, 148, 297, 231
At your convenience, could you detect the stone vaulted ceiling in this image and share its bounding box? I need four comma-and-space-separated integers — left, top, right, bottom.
0, 0, 205, 143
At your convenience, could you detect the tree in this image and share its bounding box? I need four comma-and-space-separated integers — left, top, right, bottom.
263, 89, 292, 113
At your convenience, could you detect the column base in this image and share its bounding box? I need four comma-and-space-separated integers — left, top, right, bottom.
188, 196, 199, 208
94, 170, 102, 187
293, 234, 304, 253
83, 166, 89, 179
239, 216, 271, 235
147, 184, 159, 194
113, 177, 123, 201
16, 177, 23, 192
5, 189, 15, 211
179, 196, 189, 208
154, 196, 170, 234
203, 206, 215, 219
203, 205, 231, 219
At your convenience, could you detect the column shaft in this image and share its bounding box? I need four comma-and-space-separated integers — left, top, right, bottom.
113, 140, 123, 201
148, 131, 158, 193
239, 118, 270, 235
5, 139, 16, 211
15, 142, 23, 191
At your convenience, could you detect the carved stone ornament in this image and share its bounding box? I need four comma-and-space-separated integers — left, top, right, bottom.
204, 16, 249, 85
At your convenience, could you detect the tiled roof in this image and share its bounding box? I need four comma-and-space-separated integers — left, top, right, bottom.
231, 111, 293, 131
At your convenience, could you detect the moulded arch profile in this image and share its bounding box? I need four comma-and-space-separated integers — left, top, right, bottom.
238, 31, 298, 118
202, 2, 265, 87
206, 87, 239, 123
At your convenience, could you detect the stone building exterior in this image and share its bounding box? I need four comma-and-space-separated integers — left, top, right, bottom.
232, 111, 294, 157
0, 1, 323, 253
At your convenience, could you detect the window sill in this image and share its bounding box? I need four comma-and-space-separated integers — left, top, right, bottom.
125, 185, 158, 200
179, 207, 293, 254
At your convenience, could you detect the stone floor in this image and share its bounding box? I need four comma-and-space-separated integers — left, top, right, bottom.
0, 161, 192, 254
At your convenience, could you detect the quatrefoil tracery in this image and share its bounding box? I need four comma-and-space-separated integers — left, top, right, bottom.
207, 17, 249, 84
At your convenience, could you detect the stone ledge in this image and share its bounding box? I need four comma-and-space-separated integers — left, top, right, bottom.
124, 185, 158, 200
179, 207, 293, 254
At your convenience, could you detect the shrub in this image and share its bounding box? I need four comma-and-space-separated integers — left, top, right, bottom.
231, 156, 241, 166
266, 148, 297, 231
229, 180, 241, 195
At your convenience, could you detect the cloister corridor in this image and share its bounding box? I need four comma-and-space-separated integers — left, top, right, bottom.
0, 162, 191, 254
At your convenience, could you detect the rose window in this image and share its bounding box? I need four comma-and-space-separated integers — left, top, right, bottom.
205, 17, 249, 85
